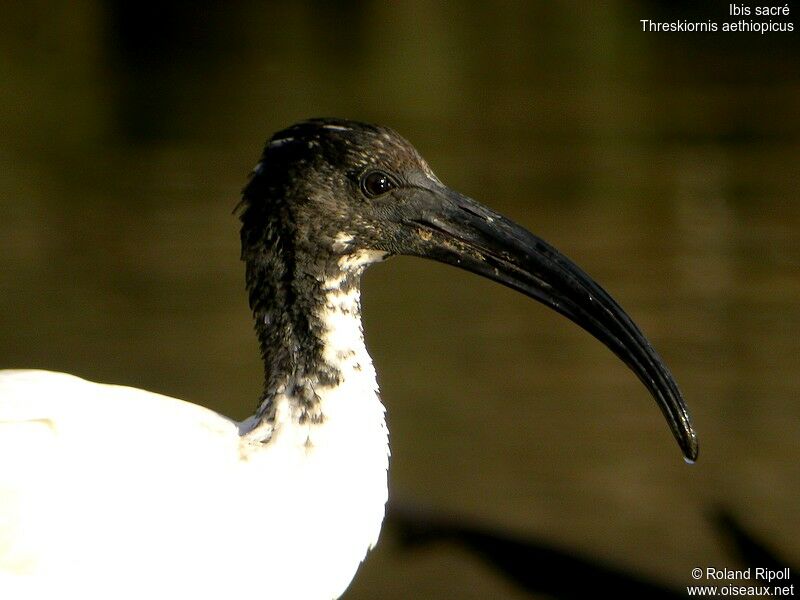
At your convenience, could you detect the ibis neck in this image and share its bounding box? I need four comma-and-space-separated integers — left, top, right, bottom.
242, 235, 384, 431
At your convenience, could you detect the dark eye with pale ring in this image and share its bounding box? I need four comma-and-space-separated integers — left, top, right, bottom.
360, 171, 397, 198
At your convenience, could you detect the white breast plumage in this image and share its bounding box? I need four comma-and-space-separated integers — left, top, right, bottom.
0, 363, 388, 600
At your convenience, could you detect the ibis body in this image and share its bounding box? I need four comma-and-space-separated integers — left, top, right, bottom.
0, 119, 697, 599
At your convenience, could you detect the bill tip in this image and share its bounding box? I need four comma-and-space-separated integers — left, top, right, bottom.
682, 432, 699, 464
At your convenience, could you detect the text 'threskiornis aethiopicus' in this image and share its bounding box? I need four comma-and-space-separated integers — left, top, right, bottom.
0, 118, 697, 600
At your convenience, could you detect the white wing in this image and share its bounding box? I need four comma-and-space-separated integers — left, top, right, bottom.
0, 370, 388, 600
0, 370, 250, 597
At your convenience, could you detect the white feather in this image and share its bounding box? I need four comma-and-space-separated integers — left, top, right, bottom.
0, 266, 389, 599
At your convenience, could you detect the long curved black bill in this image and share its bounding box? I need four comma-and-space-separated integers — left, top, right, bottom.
404, 189, 698, 462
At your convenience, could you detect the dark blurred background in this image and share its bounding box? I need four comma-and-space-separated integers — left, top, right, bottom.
1, 1, 798, 598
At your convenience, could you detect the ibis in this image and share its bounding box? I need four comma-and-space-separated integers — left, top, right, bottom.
0, 118, 697, 600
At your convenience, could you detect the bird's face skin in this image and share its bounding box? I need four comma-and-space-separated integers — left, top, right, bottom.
244, 118, 698, 461
245, 120, 447, 269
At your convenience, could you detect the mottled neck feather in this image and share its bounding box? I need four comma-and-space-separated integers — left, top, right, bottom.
239, 199, 387, 434
244, 244, 338, 420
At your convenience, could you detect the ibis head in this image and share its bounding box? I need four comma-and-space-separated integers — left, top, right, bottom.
240, 118, 698, 461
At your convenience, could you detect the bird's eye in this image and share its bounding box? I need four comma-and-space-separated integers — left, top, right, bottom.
360, 171, 397, 198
